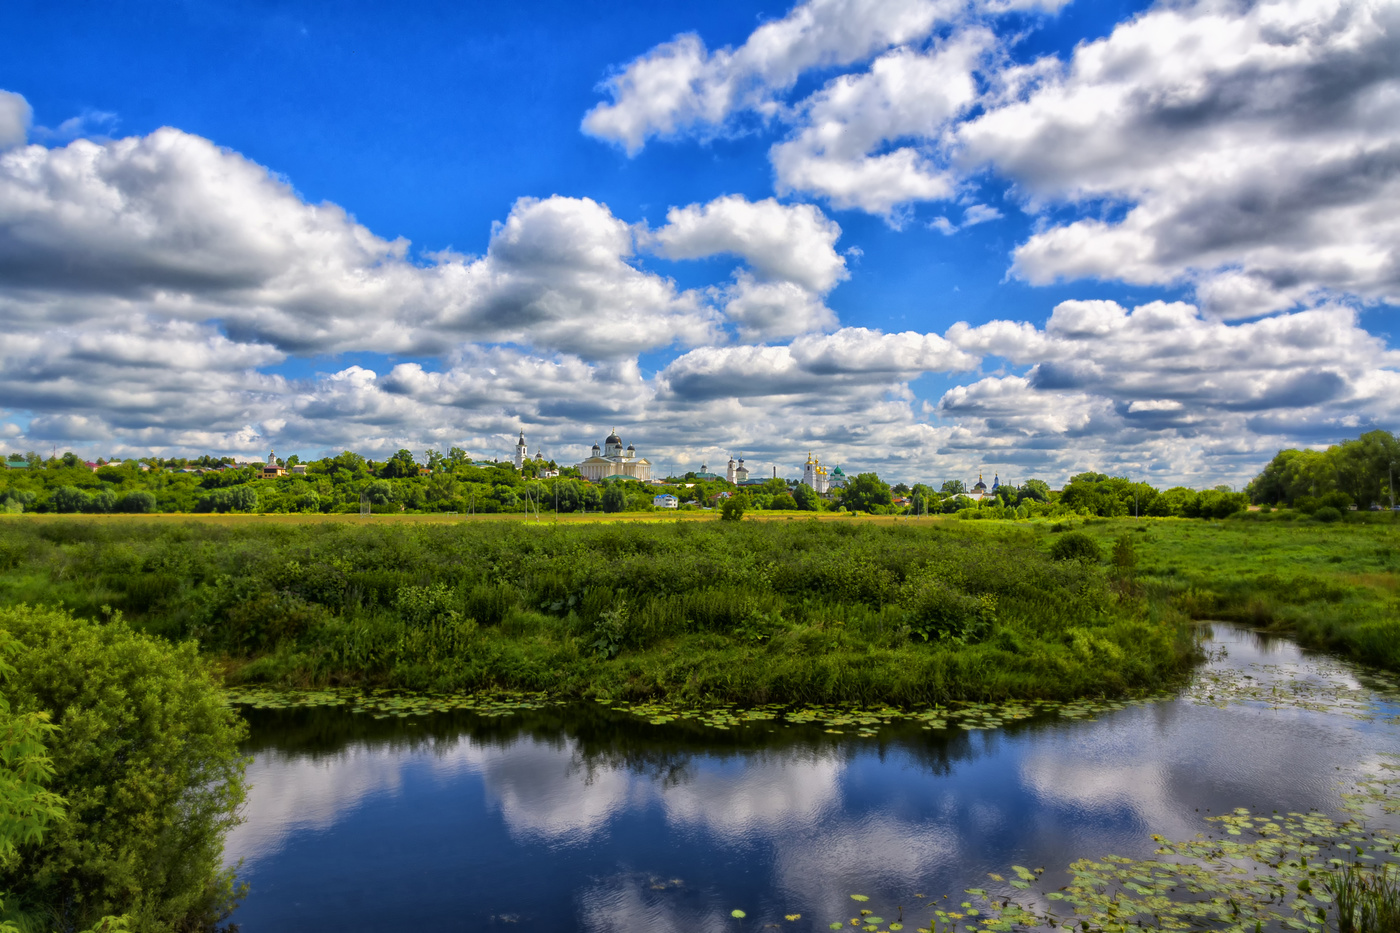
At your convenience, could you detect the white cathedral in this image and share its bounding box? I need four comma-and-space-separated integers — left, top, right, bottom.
576, 429, 652, 482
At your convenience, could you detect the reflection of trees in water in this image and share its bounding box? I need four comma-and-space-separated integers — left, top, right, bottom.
239, 699, 1038, 787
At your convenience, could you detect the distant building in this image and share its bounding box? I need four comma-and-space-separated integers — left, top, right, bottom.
577, 429, 652, 482
725, 457, 749, 484
513, 430, 528, 470
967, 473, 1005, 501
802, 453, 830, 494
652, 494, 679, 509
261, 449, 287, 478
692, 462, 723, 481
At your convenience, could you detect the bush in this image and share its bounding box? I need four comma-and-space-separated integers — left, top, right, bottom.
116, 490, 157, 514
48, 486, 88, 514
720, 494, 748, 522
1314, 506, 1343, 523
0, 606, 247, 933
1050, 531, 1103, 562
601, 482, 626, 514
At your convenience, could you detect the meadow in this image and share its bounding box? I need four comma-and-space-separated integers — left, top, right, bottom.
1, 511, 1393, 704
0, 514, 1195, 706
1061, 513, 1400, 669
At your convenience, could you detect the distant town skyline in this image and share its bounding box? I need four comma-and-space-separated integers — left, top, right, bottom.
0, 0, 1396, 488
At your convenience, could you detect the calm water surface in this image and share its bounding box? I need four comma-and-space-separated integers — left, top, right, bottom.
226, 626, 1400, 932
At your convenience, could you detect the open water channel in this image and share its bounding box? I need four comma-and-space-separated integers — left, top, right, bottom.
225, 625, 1400, 932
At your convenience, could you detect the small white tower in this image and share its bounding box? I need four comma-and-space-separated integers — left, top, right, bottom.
513, 430, 527, 470
726, 457, 737, 484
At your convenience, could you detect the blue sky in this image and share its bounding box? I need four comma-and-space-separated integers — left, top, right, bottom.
0, 0, 1395, 486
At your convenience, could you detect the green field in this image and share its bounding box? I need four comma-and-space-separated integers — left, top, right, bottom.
0, 514, 1193, 706
1064, 513, 1400, 669
0, 512, 1393, 704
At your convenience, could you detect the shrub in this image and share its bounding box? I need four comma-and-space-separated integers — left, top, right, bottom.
48, 486, 88, 514
1050, 531, 1103, 562
1314, 506, 1343, 523
1111, 534, 1139, 575
899, 572, 996, 644
0, 606, 247, 933
601, 482, 626, 514
116, 490, 157, 514
720, 494, 748, 522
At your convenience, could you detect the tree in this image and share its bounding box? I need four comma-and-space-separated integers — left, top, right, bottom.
1017, 479, 1051, 503
841, 473, 893, 513
770, 492, 798, 510
380, 449, 419, 479
553, 479, 582, 513
83, 489, 116, 514
48, 487, 88, 514
0, 629, 66, 874
601, 482, 626, 513
115, 491, 156, 514
720, 493, 748, 521
362, 480, 396, 505
940, 479, 966, 495
447, 447, 471, 467
0, 606, 247, 932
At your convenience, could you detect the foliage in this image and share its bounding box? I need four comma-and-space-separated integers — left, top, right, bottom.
1048, 515, 1400, 671
601, 482, 626, 513
1249, 430, 1399, 508
0, 606, 248, 933
1110, 534, 1138, 576
0, 519, 1197, 707
379, 449, 419, 479
1049, 531, 1103, 562
840, 473, 893, 513
720, 494, 748, 522
0, 632, 65, 868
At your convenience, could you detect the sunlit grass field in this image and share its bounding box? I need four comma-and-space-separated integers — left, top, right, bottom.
0, 511, 1392, 701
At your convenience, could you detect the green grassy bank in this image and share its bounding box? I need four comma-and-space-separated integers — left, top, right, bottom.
1045, 513, 1400, 668
0, 516, 1195, 706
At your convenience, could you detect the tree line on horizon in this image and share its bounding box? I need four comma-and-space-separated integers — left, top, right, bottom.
1, 432, 1394, 520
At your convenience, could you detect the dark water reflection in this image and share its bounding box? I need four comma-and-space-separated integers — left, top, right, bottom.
227, 626, 1400, 932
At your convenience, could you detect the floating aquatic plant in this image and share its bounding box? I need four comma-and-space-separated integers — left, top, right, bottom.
824, 766, 1400, 933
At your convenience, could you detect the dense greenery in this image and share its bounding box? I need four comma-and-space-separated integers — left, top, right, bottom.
0, 518, 1195, 706
1247, 429, 1399, 510
0, 606, 247, 933
1058, 516, 1400, 670
3, 447, 1271, 521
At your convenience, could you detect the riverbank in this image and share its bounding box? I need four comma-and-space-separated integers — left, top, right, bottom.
1061, 514, 1400, 669
0, 517, 1194, 705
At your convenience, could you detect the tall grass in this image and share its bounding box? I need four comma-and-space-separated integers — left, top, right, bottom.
0, 517, 1197, 704
1047, 515, 1400, 670
1328, 863, 1400, 933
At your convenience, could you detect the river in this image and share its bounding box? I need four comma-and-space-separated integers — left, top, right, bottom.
224, 625, 1400, 932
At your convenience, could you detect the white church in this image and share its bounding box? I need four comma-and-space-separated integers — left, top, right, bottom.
576, 429, 652, 482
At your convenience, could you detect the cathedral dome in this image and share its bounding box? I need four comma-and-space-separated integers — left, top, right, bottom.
605, 431, 622, 446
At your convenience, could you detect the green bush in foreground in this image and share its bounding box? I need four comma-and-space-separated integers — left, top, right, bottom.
1050, 531, 1103, 562
0, 606, 247, 933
